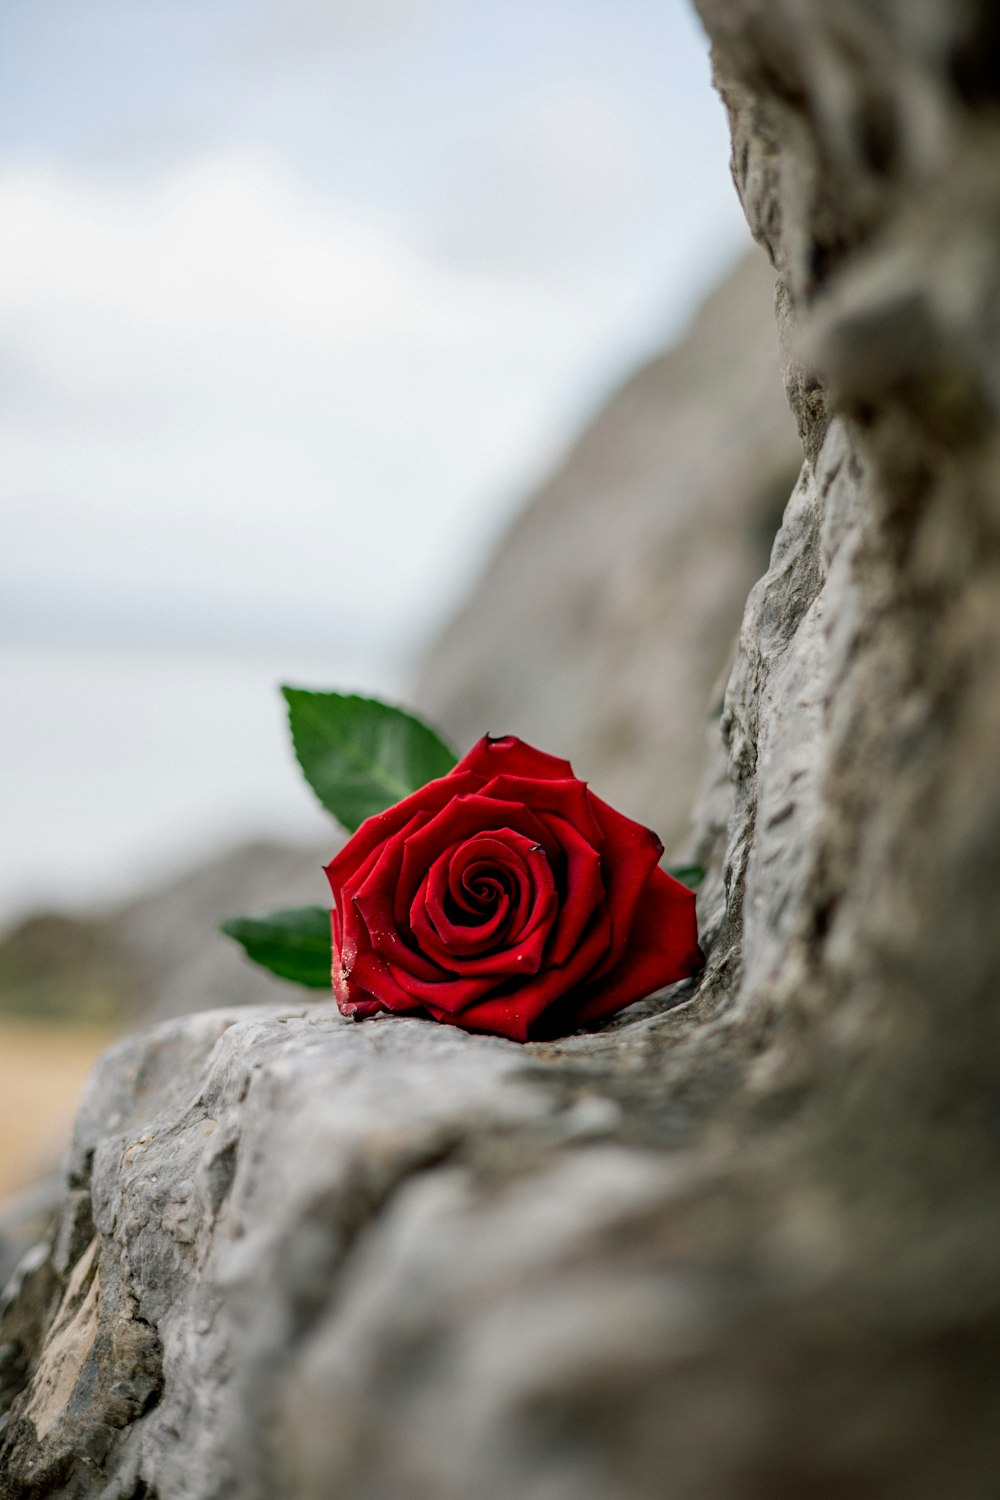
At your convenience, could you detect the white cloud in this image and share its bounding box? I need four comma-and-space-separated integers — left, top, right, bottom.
430, 90, 644, 275
245, 0, 434, 52
0, 154, 531, 394
1, 150, 646, 638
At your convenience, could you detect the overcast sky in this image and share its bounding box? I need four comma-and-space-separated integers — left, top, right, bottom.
1, 0, 747, 660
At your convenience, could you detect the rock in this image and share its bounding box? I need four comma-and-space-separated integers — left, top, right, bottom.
417, 247, 802, 850
6, 1, 1000, 1495
1, 1004, 657, 1498
109, 840, 333, 1025
0, 840, 331, 1029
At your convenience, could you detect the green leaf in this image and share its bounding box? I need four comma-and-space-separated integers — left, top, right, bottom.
220, 906, 332, 990
282, 687, 458, 833
665, 863, 707, 889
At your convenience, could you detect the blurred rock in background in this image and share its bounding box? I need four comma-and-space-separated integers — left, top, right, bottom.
418, 247, 800, 848
0, 842, 328, 1035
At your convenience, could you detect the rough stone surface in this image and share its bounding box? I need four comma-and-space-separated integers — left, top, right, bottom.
5, 1, 1000, 1495
3, 1003, 719, 1500
417, 247, 801, 849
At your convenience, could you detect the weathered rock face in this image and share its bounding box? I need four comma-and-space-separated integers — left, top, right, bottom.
5, 2, 1000, 1496
418, 247, 801, 849
690, 0, 1000, 1187
2, 1004, 716, 1500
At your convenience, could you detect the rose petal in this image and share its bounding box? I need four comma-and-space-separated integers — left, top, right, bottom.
476, 774, 604, 847
423, 989, 543, 1043
395, 794, 557, 922
368, 949, 500, 1014
417, 842, 516, 954
446, 835, 537, 924
413, 831, 554, 964
532, 813, 605, 966
453, 735, 576, 785
429, 899, 613, 1034
568, 868, 703, 1029
325, 771, 482, 894
582, 790, 666, 980
336, 988, 383, 1021
349, 836, 446, 984
414, 868, 558, 978
331, 840, 385, 1007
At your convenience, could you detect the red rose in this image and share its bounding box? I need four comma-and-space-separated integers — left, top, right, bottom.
324, 735, 703, 1042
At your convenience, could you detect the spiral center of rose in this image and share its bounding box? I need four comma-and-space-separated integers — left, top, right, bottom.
408, 826, 559, 970
461, 862, 508, 912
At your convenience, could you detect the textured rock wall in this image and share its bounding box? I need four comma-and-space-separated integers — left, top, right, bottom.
691, 0, 1000, 1167
4, 3, 1000, 1496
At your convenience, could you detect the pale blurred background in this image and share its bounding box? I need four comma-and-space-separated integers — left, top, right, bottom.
0, 0, 768, 1209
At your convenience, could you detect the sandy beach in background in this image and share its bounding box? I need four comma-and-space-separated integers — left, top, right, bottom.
0, 1017, 117, 1197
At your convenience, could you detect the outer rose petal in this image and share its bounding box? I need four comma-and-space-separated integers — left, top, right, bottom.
424, 990, 543, 1043
453, 735, 575, 785
441, 901, 613, 1034
475, 774, 604, 846
568, 868, 703, 1029
324, 769, 483, 890
582, 790, 667, 980
331, 904, 384, 1020
351, 943, 498, 1014
531, 814, 604, 966
350, 836, 446, 984
362, 948, 500, 1014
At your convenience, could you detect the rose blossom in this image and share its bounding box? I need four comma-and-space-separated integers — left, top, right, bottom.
325, 735, 703, 1042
